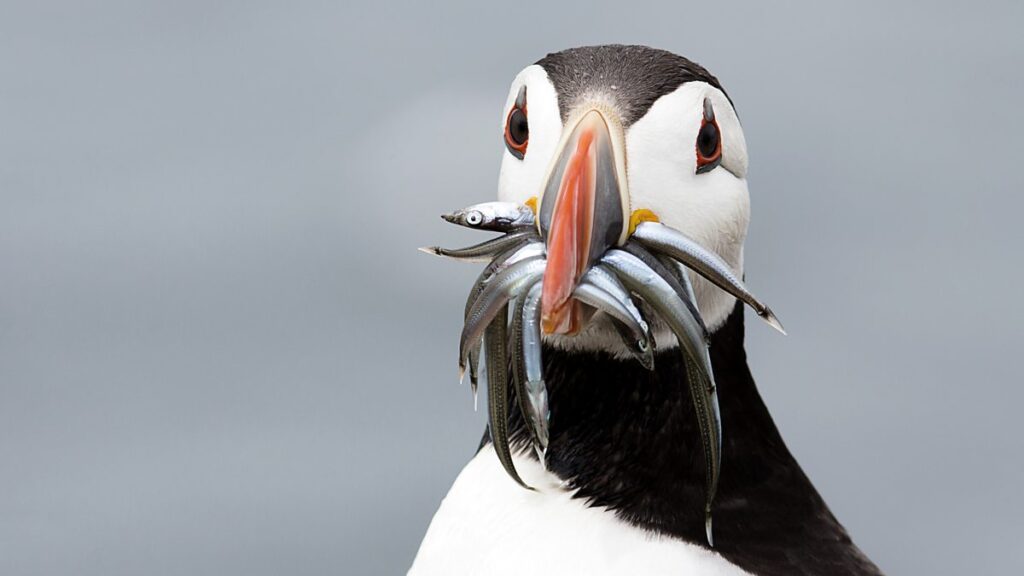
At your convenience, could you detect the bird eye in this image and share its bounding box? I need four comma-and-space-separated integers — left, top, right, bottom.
504, 86, 529, 159
466, 211, 483, 226
695, 97, 722, 174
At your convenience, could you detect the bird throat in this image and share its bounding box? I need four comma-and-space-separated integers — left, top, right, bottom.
502, 302, 753, 540
490, 302, 877, 576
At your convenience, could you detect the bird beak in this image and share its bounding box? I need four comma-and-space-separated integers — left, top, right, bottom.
537, 106, 630, 335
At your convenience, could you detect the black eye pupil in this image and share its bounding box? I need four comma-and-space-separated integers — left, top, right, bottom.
509, 109, 529, 145
697, 122, 719, 159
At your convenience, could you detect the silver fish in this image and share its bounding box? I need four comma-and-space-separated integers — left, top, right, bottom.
420, 228, 537, 262
465, 242, 545, 405
651, 249, 716, 541
602, 249, 712, 379
442, 201, 535, 232
510, 278, 548, 457
621, 242, 708, 339
573, 281, 654, 370
465, 242, 546, 320
632, 221, 785, 334
520, 281, 550, 454
581, 266, 647, 328
484, 304, 531, 489
601, 248, 721, 544
685, 357, 720, 547
661, 253, 721, 546
581, 266, 654, 370
459, 257, 547, 379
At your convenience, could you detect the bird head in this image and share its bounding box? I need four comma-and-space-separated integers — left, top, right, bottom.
497, 45, 750, 354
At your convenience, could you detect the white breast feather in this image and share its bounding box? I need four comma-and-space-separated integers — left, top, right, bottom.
409, 446, 750, 576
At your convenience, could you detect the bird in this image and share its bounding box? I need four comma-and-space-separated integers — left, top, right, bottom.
409, 45, 883, 576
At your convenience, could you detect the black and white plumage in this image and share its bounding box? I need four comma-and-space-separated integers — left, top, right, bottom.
410, 45, 882, 576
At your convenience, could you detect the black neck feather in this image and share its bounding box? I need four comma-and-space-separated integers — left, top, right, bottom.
499, 302, 883, 576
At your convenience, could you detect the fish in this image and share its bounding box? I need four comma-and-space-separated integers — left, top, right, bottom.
459, 257, 547, 379
601, 248, 721, 545
581, 266, 655, 370
621, 242, 708, 340
572, 281, 654, 370
509, 278, 548, 457
654, 251, 720, 544
601, 249, 715, 388
420, 228, 538, 262
442, 201, 536, 232
632, 221, 785, 334
432, 211, 736, 544
484, 304, 531, 489
520, 281, 550, 455
465, 242, 546, 405
686, 356, 720, 547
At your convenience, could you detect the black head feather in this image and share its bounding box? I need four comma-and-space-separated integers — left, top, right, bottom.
536, 44, 727, 126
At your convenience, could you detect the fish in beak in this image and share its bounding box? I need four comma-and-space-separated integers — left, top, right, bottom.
537, 106, 631, 335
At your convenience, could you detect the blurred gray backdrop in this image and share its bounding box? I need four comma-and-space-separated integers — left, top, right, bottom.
2, 1, 1022, 575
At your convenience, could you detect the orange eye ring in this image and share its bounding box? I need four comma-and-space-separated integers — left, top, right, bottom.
696, 97, 722, 173
504, 86, 529, 159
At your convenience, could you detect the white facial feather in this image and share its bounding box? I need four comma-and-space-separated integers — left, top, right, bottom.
497, 65, 563, 207
626, 82, 750, 333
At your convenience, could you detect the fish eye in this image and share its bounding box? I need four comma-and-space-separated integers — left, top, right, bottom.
695, 97, 722, 174
504, 86, 529, 160
466, 211, 483, 226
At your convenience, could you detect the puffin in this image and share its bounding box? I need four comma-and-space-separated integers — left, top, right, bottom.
409, 45, 883, 576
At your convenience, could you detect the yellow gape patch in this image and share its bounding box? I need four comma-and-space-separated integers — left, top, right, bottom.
524, 196, 538, 215
628, 208, 660, 236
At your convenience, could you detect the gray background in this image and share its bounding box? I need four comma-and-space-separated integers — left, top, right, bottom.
1, 1, 1021, 575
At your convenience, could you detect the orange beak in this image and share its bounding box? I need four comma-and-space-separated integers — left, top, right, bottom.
538, 108, 629, 335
